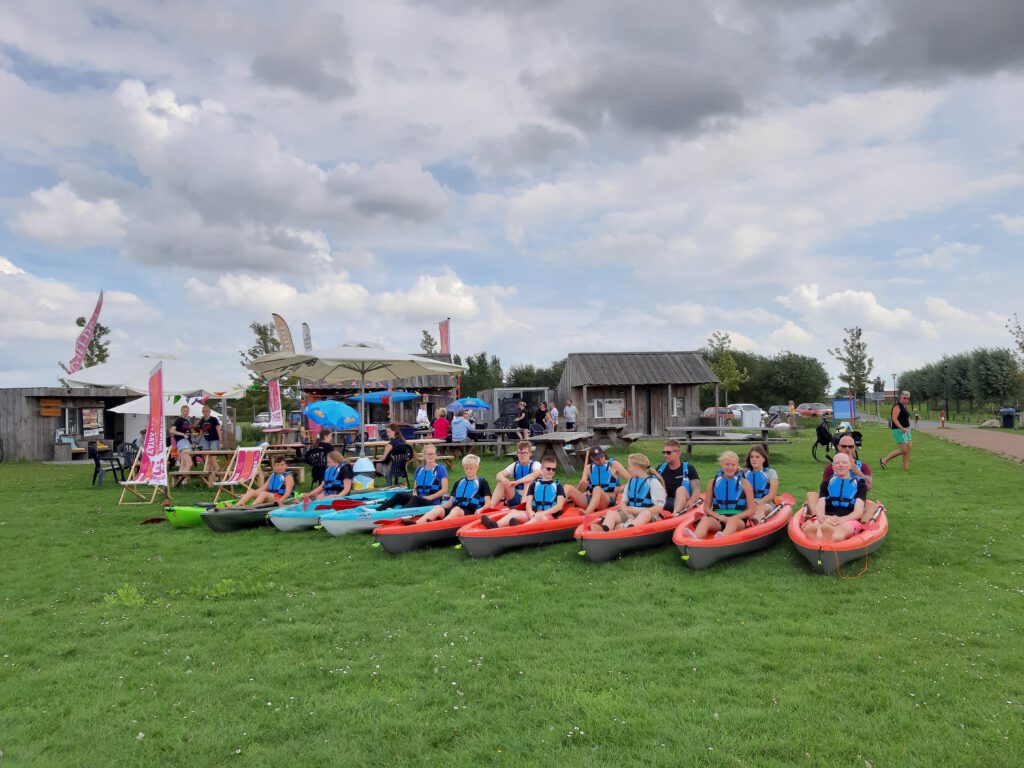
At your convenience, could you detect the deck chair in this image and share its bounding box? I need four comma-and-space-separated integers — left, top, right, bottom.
118, 447, 171, 505
212, 446, 266, 504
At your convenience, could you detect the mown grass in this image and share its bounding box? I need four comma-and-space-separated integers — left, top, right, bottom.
1, 430, 1022, 767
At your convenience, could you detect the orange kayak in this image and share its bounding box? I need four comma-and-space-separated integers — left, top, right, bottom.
788, 503, 888, 574
457, 506, 596, 558
673, 494, 795, 570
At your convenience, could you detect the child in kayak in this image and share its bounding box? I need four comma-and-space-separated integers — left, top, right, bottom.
590, 453, 667, 531
487, 440, 542, 509
232, 455, 295, 507
564, 446, 631, 516
376, 444, 450, 511
483, 457, 566, 528
307, 451, 353, 501
679, 451, 756, 539
743, 445, 779, 523
418, 454, 491, 522
802, 452, 867, 542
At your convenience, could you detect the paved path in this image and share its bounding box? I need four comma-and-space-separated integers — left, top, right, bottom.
919, 425, 1024, 462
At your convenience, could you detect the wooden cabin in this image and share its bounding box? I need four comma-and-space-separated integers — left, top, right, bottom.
556, 352, 717, 436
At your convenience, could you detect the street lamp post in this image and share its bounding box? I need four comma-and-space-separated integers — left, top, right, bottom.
944, 363, 949, 421
891, 373, 897, 399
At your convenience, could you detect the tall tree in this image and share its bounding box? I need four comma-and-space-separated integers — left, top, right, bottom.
1008, 314, 1024, 366
872, 376, 885, 393
419, 329, 438, 355
74, 316, 111, 367
239, 321, 281, 384
828, 326, 874, 399
704, 331, 749, 400
461, 351, 503, 396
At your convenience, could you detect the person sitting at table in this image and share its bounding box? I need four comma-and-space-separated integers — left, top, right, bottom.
564, 446, 631, 516
487, 440, 542, 509
451, 411, 472, 443
375, 423, 408, 476
231, 455, 295, 507
307, 451, 352, 501
432, 408, 452, 442
482, 456, 565, 528
515, 401, 530, 440
418, 454, 491, 522
378, 444, 450, 512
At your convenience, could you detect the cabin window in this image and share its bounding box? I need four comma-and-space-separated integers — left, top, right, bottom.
672, 397, 688, 417
590, 398, 624, 419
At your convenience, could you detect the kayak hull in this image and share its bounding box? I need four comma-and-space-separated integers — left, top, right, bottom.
573, 514, 682, 563
268, 490, 403, 532
788, 507, 889, 574
373, 505, 511, 554
200, 506, 274, 532
457, 507, 594, 558
319, 503, 432, 536
165, 505, 206, 528
673, 500, 794, 570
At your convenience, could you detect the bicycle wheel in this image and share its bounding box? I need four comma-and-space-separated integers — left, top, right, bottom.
811, 441, 831, 463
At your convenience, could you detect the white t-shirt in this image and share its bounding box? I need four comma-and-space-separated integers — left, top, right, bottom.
503, 460, 541, 480
649, 481, 667, 507
564, 405, 577, 423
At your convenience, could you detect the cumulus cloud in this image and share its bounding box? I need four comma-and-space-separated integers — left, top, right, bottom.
11, 182, 126, 248
991, 213, 1024, 234
895, 242, 981, 270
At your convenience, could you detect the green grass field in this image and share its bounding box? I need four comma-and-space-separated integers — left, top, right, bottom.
2, 430, 1022, 767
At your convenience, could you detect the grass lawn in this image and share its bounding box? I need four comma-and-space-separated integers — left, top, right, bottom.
1, 429, 1022, 767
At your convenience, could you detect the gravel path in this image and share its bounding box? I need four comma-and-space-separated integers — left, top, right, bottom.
920, 426, 1024, 462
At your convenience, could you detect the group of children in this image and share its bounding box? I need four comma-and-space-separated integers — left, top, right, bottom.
225, 435, 878, 544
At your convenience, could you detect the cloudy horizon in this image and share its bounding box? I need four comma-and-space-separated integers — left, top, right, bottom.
1, 0, 1022, 390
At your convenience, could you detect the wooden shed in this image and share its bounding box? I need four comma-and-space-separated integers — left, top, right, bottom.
556, 352, 717, 436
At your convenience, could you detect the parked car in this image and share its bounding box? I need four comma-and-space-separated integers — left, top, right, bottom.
727, 403, 768, 425
701, 406, 736, 421
767, 405, 790, 419
796, 402, 832, 417
252, 412, 271, 428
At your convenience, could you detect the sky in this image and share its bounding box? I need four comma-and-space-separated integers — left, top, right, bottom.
1, 0, 1022, 391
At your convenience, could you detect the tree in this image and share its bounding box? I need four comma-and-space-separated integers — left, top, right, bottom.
1008, 314, 1024, 367
828, 326, 873, 399
239, 321, 281, 384
74, 316, 111, 367
506, 358, 566, 389
419, 330, 438, 355
872, 376, 885, 393
461, 352, 503, 396
704, 331, 749, 400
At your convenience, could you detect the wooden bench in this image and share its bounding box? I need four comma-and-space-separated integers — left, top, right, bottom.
170, 469, 217, 488
415, 452, 455, 469
681, 436, 789, 459
620, 433, 644, 445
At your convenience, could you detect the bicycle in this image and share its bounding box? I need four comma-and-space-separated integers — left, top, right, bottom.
812, 416, 863, 462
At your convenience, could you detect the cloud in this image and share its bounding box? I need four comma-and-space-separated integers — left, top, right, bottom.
475, 123, 580, 175
808, 0, 1024, 83
10, 182, 126, 248
185, 272, 370, 317
895, 241, 981, 270
992, 213, 1024, 234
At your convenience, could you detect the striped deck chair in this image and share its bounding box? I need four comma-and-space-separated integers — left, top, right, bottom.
212, 447, 266, 505
118, 447, 171, 505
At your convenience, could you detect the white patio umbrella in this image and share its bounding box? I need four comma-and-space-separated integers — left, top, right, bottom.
109, 396, 221, 417
65, 355, 245, 397
247, 343, 464, 452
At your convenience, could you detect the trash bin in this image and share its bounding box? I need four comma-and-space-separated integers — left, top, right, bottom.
999, 407, 1016, 428
741, 409, 761, 428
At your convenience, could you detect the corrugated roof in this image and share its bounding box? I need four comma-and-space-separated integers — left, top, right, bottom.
565, 352, 717, 386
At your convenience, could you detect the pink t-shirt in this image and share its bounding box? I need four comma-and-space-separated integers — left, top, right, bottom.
432, 418, 451, 440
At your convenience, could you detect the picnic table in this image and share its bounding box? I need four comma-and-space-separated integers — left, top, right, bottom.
530, 431, 593, 474
590, 422, 628, 445
357, 438, 443, 459
172, 449, 234, 487
665, 426, 788, 458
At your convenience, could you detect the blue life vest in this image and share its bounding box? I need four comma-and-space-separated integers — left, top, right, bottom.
658, 461, 692, 492
415, 466, 443, 496
744, 469, 771, 500
711, 472, 746, 512
825, 476, 858, 512
323, 465, 346, 495
452, 478, 483, 511
513, 462, 534, 481
530, 480, 561, 511
589, 461, 618, 493
626, 476, 655, 508
268, 471, 292, 498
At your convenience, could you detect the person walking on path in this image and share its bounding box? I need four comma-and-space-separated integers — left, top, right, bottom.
881, 391, 913, 471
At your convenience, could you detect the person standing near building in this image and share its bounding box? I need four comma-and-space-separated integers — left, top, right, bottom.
547, 401, 559, 432
881, 391, 913, 471
198, 404, 223, 474
563, 399, 578, 431
169, 404, 193, 480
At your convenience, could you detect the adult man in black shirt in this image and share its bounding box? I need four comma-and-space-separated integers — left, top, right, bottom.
657, 439, 701, 514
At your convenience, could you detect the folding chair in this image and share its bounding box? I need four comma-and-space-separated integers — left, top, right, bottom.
118, 448, 171, 505
212, 447, 266, 505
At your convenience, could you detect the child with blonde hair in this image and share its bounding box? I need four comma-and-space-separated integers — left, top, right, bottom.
590, 453, 666, 532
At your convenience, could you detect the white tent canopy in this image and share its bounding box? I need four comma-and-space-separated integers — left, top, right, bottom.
109, 396, 221, 417
65, 355, 245, 397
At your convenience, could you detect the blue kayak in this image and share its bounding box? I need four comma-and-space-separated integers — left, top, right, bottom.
269, 489, 400, 532
319, 503, 434, 536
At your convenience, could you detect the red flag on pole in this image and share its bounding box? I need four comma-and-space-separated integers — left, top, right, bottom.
439, 318, 450, 356
67, 290, 103, 374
